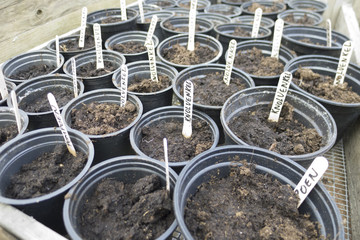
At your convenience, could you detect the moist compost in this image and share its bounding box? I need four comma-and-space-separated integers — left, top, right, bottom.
111, 41, 147, 54
128, 74, 171, 93
163, 22, 204, 33
234, 47, 284, 76
5, 145, 87, 199
179, 71, 247, 106
77, 61, 117, 77
0, 124, 18, 147
298, 38, 325, 46
283, 13, 315, 25
185, 162, 319, 240
100, 16, 124, 24
230, 27, 265, 37
70, 101, 138, 135
58, 35, 95, 52
293, 68, 360, 103
247, 2, 280, 13
228, 102, 323, 155
140, 119, 213, 162
9, 64, 56, 80
162, 42, 218, 65
19, 86, 74, 113
79, 174, 174, 240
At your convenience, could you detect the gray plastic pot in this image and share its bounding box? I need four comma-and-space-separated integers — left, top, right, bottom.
166, 7, 193, 17
0, 81, 16, 106
221, 0, 249, 7
157, 33, 223, 71
63, 156, 178, 240
220, 86, 337, 164
0, 128, 94, 234
145, 0, 177, 9
113, 60, 178, 113
160, 17, 214, 39
278, 9, 323, 26
176, 0, 211, 12
285, 55, 360, 141
288, 0, 327, 15
231, 15, 275, 30
174, 145, 344, 240
128, 4, 162, 13
1, 50, 65, 85
204, 4, 242, 18
61, 89, 143, 164
0, 107, 29, 146
241, 0, 287, 20
105, 30, 159, 63
63, 50, 125, 92
7, 74, 84, 131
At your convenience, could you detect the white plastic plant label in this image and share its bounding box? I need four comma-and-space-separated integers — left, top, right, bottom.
120, 64, 128, 107
93, 23, 104, 69
187, 0, 198, 51
251, 8, 262, 38
223, 39, 237, 86
163, 138, 171, 193
120, 0, 127, 21
138, 0, 145, 23
10, 91, 22, 133
182, 80, 194, 138
79, 7, 88, 48
333, 40, 353, 85
294, 156, 328, 208
271, 19, 284, 59
326, 19, 332, 47
268, 71, 293, 122
47, 93, 77, 157
145, 40, 159, 82
145, 15, 158, 45
71, 58, 78, 98
0, 70, 8, 100
55, 35, 61, 67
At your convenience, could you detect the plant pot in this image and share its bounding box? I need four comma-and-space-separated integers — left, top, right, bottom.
167, 7, 196, 17
113, 60, 178, 113
63, 50, 125, 92
230, 40, 295, 86
221, 0, 251, 7
0, 81, 16, 106
231, 15, 275, 30
204, 4, 242, 18
220, 86, 337, 164
176, 0, 211, 12
284, 55, 360, 141
160, 17, 214, 39
197, 13, 231, 27
130, 106, 220, 174
0, 128, 94, 233
1, 50, 65, 85
61, 89, 143, 164
241, 0, 286, 20
46, 35, 95, 61
105, 30, 159, 63
0, 107, 29, 147
63, 156, 178, 240
278, 9, 323, 26
173, 63, 255, 143
157, 33, 223, 71
7, 74, 84, 131
145, 0, 177, 9
86, 8, 138, 43
174, 145, 344, 239
129, 4, 162, 13
288, 0, 327, 15
281, 25, 350, 57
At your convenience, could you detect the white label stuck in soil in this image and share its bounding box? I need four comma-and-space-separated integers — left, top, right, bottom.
145, 40, 158, 82
271, 19, 284, 59
187, 0, 198, 51
251, 8, 262, 38
93, 23, 104, 69
163, 138, 171, 193
0, 70, 8, 100
79, 7, 88, 48
333, 40, 353, 85
10, 91, 22, 133
223, 39, 237, 86
71, 58, 78, 98
145, 15, 158, 45
326, 19, 332, 47
182, 80, 194, 138
55, 35, 61, 67
120, 0, 127, 21
120, 64, 128, 107
138, 0, 145, 23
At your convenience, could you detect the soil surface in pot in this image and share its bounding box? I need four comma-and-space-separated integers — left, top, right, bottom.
185, 161, 319, 240
139, 119, 214, 162
228, 102, 323, 155
248, 2, 280, 13
79, 174, 174, 240
162, 42, 218, 65
70, 101, 138, 135
293, 68, 360, 103
77, 61, 118, 77
59, 36, 95, 52
9, 64, 56, 80
163, 22, 204, 33
0, 124, 18, 147
283, 13, 315, 25
179, 2, 206, 9
298, 38, 325, 46
128, 74, 171, 93
100, 16, 124, 24
5, 145, 86, 199
19, 86, 74, 113
179, 71, 247, 106
209, 8, 237, 15
149, 0, 173, 7
231, 27, 264, 37
111, 41, 147, 54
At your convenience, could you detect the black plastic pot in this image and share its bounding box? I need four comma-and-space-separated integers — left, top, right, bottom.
1, 50, 65, 85
0, 107, 29, 146
288, 0, 327, 15
0, 128, 94, 233
220, 86, 337, 164
63, 156, 178, 240
231, 15, 275, 30
157, 33, 223, 71
128, 4, 162, 13
230, 40, 296, 86
174, 145, 344, 240
197, 13, 231, 27
61, 89, 143, 164
221, 0, 250, 7
105, 30, 159, 63
130, 106, 219, 174
282, 25, 350, 57
241, 0, 286, 20
113, 60, 178, 113
160, 17, 214, 39
63, 50, 125, 92
7, 74, 84, 131
278, 9, 323, 26
176, 0, 211, 12
87, 8, 139, 43
285, 55, 360, 141
145, 0, 177, 9
204, 4, 242, 18
0, 81, 16, 106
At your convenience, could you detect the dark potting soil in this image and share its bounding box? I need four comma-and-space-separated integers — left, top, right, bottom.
185, 162, 319, 240
231, 27, 265, 37
0, 124, 18, 147
298, 38, 325, 46
70, 101, 138, 135
234, 47, 284, 76
293, 68, 360, 103
233, 19, 268, 27
179, 2, 206, 9
59, 35, 95, 52
9, 64, 56, 80
283, 13, 315, 25
179, 72, 247, 106
227, 0, 249, 3
100, 16, 124, 24
19, 86, 74, 113
151, 1, 173, 7
228, 102, 323, 155
248, 2, 280, 13
5, 145, 87, 199
128, 74, 171, 93
79, 174, 174, 240
162, 42, 218, 65
111, 41, 147, 54
77, 61, 117, 77
140, 119, 214, 162
163, 22, 204, 33
209, 8, 237, 15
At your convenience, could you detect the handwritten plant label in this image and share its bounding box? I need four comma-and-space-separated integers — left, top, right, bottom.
163, 138, 171, 193
47, 93, 77, 157
79, 7, 88, 48
0, 70, 8, 100
120, 0, 127, 21
10, 91, 22, 133
294, 156, 328, 208
326, 19, 332, 47
145, 40, 159, 82
138, 0, 145, 23
71, 58, 78, 98
182, 80, 194, 138
251, 8, 263, 38
223, 39, 237, 86
120, 64, 128, 107
55, 35, 61, 67
145, 15, 158, 45
93, 23, 104, 69
333, 41, 353, 85
268, 71, 293, 122
271, 19, 284, 59
187, 0, 198, 51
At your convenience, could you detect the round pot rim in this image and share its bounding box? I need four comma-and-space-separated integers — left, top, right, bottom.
0, 107, 29, 136
277, 9, 323, 26
176, 0, 211, 10
204, 4, 242, 17
214, 23, 272, 40
160, 17, 214, 35
241, 0, 287, 16
136, 10, 175, 24
288, 0, 327, 13
231, 15, 275, 28
86, 8, 139, 26
197, 12, 232, 23
46, 35, 95, 54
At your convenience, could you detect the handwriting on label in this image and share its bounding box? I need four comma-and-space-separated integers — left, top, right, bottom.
251, 8, 262, 38
0, 70, 8, 100
187, 0, 198, 51
223, 39, 237, 86
145, 40, 158, 82
145, 15, 158, 45
334, 41, 353, 85
93, 23, 104, 69
71, 58, 78, 98
182, 80, 194, 138
271, 19, 284, 59
120, 0, 127, 21
326, 19, 332, 47
79, 7, 88, 48
120, 64, 128, 107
